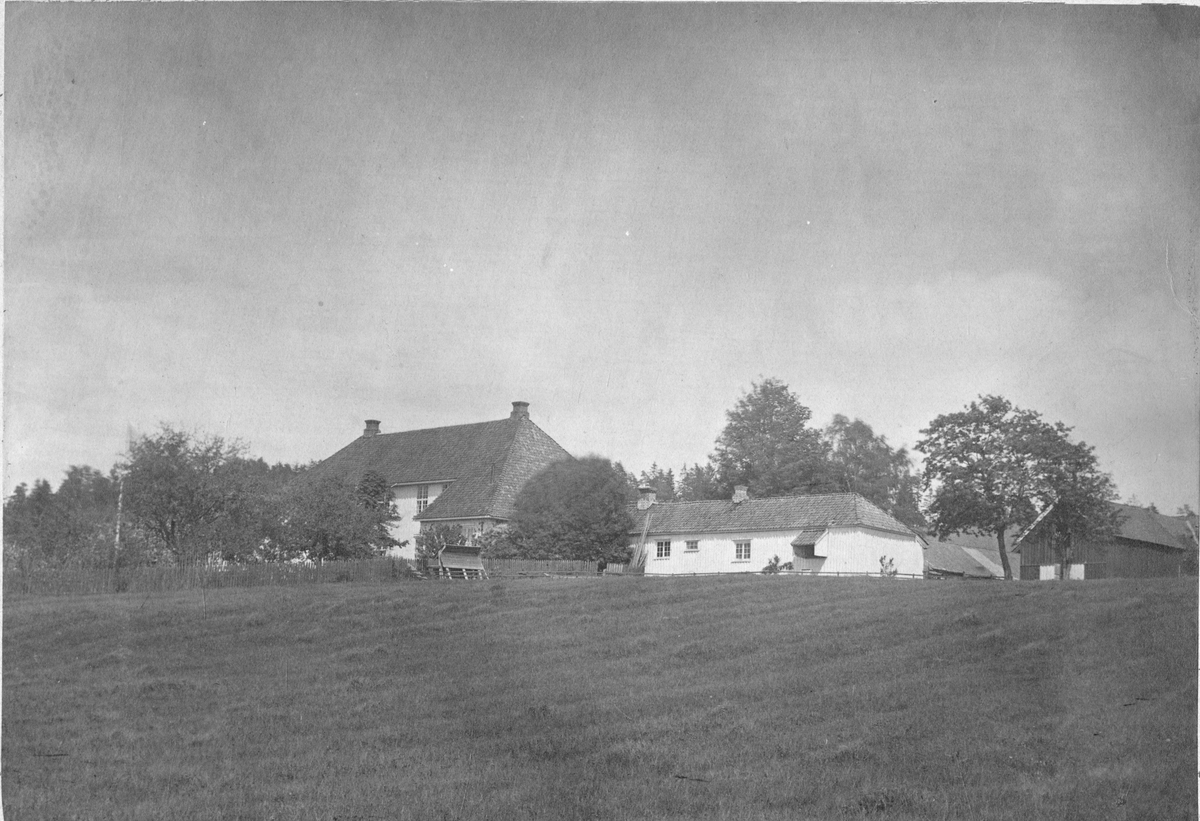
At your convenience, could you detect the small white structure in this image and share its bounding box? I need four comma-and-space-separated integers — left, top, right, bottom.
628, 486, 923, 577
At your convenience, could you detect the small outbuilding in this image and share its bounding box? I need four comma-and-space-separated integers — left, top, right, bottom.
430, 544, 488, 580
1014, 503, 1198, 580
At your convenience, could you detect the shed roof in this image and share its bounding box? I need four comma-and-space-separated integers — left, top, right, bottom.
628, 493, 914, 538
922, 541, 996, 578
309, 412, 571, 521
1110, 503, 1197, 550
1012, 503, 1199, 553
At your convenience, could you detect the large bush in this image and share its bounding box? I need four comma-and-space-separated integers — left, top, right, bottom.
507, 457, 634, 563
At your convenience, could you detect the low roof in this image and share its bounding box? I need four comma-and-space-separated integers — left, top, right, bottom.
628, 493, 914, 538
1012, 503, 1198, 553
923, 542, 996, 578
438, 544, 485, 570
1111, 503, 1197, 550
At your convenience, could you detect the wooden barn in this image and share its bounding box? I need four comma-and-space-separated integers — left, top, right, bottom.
1014, 503, 1198, 581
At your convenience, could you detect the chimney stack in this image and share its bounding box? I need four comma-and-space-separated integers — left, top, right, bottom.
732, 485, 749, 505
510, 401, 530, 420
637, 485, 657, 510
363, 419, 381, 437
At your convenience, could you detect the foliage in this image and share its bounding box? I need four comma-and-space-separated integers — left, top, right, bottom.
274, 472, 399, 562
711, 378, 833, 498
507, 456, 634, 562
637, 463, 678, 502
414, 523, 464, 564
476, 525, 521, 559
879, 555, 897, 578
120, 426, 252, 562
824, 414, 924, 528
917, 395, 1118, 580
677, 462, 719, 501
760, 555, 793, 574
4, 469, 122, 571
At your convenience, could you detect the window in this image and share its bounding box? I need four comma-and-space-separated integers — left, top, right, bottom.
685, 540, 699, 552
735, 541, 751, 561
794, 543, 816, 560
656, 540, 671, 559
416, 485, 429, 513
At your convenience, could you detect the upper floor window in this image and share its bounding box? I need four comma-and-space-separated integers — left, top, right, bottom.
417, 485, 429, 513
685, 540, 699, 552
656, 540, 671, 559
735, 541, 751, 561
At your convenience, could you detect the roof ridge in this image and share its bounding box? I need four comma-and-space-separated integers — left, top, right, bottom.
371, 417, 511, 437
634, 492, 863, 508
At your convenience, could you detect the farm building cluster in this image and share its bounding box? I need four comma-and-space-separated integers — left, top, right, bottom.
311, 401, 1198, 580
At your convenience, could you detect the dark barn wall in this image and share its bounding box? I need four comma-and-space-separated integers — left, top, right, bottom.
1106, 539, 1186, 578
1020, 529, 1183, 579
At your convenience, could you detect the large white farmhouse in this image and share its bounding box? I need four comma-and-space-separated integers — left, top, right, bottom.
628, 486, 923, 577
310, 402, 571, 559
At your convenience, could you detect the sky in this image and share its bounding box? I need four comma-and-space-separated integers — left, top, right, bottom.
5, 4, 1199, 513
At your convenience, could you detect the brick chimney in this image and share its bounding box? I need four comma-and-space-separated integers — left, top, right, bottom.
510, 401, 530, 420
637, 485, 657, 510
732, 485, 749, 505
363, 419, 381, 437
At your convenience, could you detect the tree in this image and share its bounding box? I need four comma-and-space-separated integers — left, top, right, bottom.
637, 463, 678, 502
4, 479, 61, 571
678, 462, 719, 501
1033, 432, 1122, 578
414, 523, 464, 570
4, 468, 124, 571
711, 378, 832, 498
275, 472, 398, 562
824, 415, 924, 528
120, 426, 249, 562
917, 395, 1118, 580
507, 456, 634, 562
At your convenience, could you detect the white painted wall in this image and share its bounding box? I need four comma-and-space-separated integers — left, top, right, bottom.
385, 482, 452, 560
635, 526, 923, 577
1035, 563, 1083, 581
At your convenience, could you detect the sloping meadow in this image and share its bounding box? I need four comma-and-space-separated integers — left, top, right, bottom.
4, 574, 1195, 820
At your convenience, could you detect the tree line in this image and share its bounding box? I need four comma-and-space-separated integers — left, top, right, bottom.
6, 378, 1141, 580
625, 377, 925, 529
4, 427, 397, 572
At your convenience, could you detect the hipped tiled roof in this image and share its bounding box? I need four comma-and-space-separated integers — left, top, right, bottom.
628, 493, 914, 538
310, 415, 571, 521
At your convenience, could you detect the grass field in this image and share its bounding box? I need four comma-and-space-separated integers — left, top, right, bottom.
4, 575, 1196, 820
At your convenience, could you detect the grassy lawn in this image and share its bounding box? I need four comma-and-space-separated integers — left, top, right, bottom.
4, 575, 1195, 820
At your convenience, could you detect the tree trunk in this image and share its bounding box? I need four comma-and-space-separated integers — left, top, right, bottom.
997, 528, 1013, 581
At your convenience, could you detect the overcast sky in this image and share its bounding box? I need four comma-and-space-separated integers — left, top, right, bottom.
6, 4, 1198, 512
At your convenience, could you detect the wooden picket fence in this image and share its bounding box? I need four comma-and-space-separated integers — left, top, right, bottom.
3, 557, 622, 596
482, 559, 617, 577
3, 558, 418, 597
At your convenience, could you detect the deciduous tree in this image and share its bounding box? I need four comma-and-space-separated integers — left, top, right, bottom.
917, 395, 1118, 580
275, 472, 398, 562
711, 378, 832, 498
507, 456, 634, 562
